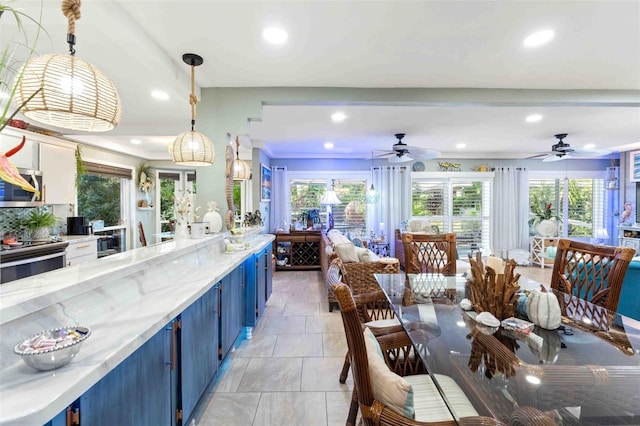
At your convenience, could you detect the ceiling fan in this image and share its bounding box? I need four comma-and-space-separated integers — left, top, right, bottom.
533, 133, 611, 162
373, 133, 441, 163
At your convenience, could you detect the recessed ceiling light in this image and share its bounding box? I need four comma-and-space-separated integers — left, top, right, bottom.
263, 27, 288, 44
324, 141, 334, 149
331, 111, 346, 122
526, 114, 543, 123
456, 143, 466, 149
130, 139, 142, 145
584, 144, 596, 150
151, 90, 169, 100
524, 30, 555, 47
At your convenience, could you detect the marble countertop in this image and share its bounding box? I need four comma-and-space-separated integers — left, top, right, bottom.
0, 229, 274, 425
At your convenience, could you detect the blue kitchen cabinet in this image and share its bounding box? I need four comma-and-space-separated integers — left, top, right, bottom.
180, 283, 219, 424
244, 245, 273, 327
220, 264, 245, 360
264, 243, 273, 303
78, 321, 174, 426
44, 408, 68, 426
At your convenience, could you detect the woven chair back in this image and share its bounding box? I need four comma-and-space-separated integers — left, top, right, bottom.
550, 239, 635, 312
402, 233, 457, 276
332, 282, 377, 425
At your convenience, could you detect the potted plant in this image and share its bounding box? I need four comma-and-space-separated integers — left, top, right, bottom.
530, 202, 560, 237
20, 209, 56, 240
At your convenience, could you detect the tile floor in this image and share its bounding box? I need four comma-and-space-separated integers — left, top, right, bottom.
191, 265, 553, 426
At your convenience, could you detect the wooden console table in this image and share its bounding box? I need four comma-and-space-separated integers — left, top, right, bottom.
274, 231, 321, 270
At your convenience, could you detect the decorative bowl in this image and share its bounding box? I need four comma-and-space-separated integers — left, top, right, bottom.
13, 326, 91, 371
276, 259, 287, 266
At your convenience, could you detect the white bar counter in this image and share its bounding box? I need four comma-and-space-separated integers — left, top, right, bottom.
0, 229, 274, 425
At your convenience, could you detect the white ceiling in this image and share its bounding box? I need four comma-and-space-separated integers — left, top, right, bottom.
3, 0, 640, 162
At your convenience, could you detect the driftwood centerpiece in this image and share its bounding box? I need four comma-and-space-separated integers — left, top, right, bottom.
467, 252, 521, 320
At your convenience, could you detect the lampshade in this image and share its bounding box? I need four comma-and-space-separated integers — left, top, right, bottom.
170, 53, 215, 166
232, 136, 251, 180
169, 130, 215, 166
366, 183, 380, 204
321, 190, 341, 205
233, 158, 251, 180
14, 0, 121, 132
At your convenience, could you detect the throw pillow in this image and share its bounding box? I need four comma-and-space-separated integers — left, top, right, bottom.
334, 242, 359, 263
363, 327, 415, 418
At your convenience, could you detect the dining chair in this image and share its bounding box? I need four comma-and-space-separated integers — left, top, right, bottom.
330, 258, 408, 384
137, 221, 147, 247
549, 239, 635, 313
332, 282, 506, 426
402, 233, 457, 276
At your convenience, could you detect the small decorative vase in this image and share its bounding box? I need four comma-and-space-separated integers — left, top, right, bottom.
143, 191, 153, 208
31, 227, 50, 240
174, 220, 189, 240
535, 219, 558, 237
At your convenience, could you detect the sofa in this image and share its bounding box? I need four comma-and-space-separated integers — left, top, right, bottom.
321, 230, 400, 309
618, 258, 640, 321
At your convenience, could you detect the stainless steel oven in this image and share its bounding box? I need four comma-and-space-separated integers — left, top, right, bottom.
0, 241, 69, 284
0, 168, 44, 208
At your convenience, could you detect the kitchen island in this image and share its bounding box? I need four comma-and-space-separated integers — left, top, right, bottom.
0, 229, 274, 426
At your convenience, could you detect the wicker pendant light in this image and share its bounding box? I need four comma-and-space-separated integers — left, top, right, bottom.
232, 137, 251, 180
168, 53, 214, 166
15, 0, 121, 132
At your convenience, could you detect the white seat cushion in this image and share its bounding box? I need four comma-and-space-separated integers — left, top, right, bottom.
364, 318, 402, 328
363, 328, 414, 418
405, 374, 478, 422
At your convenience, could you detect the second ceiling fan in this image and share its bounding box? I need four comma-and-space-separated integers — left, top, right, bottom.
374, 133, 441, 163
532, 133, 611, 162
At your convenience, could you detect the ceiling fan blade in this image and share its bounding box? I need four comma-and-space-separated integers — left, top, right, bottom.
571, 148, 611, 157
526, 153, 549, 160
402, 146, 442, 160
542, 155, 565, 162
371, 152, 394, 158
388, 153, 414, 163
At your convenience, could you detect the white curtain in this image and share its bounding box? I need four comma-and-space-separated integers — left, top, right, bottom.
491, 167, 529, 256
370, 165, 411, 255
269, 166, 289, 232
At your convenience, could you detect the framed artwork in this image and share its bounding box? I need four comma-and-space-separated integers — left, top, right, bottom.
261, 164, 272, 202
630, 151, 640, 182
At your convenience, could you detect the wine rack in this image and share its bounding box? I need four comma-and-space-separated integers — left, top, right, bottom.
274, 231, 321, 271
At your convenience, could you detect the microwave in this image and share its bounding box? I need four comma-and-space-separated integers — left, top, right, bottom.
0, 168, 43, 207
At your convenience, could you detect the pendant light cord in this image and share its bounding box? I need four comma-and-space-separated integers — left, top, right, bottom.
189, 64, 198, 131
235, 137, 241, 160
62, 0, 81, 55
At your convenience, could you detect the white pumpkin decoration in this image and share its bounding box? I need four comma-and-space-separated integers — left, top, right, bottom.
526, 285, 562, 330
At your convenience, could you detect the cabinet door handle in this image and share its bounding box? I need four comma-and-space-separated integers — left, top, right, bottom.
170, 320, 178, 370
74, 245, 90, 249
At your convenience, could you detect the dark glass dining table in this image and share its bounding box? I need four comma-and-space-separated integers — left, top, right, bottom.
374, 272, 640, 425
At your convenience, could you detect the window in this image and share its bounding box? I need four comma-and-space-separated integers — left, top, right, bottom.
78, 162, 132, 227
289, 178, 326, 226
333, 179, 368, 236
529, 175, 604, 237
411, 175, 492, 257
287, 173, 369, 234
157, 171, 196, 232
